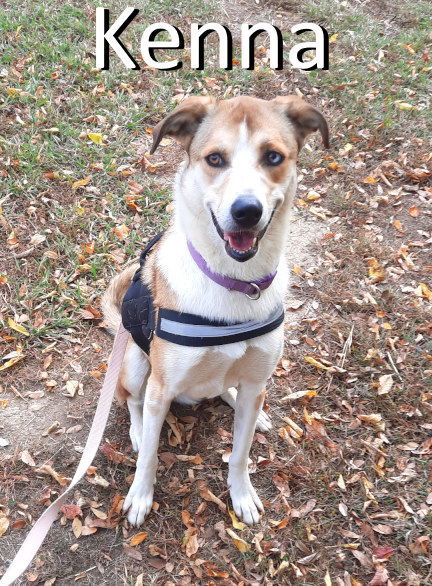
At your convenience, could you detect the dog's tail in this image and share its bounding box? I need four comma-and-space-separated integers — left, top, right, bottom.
101, 263, 139, 335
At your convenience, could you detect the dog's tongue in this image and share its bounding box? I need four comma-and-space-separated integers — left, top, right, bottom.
224, 231, 256, 252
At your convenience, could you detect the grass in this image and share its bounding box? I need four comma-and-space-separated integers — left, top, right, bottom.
1, 0, 431, 584
304, 0, 431, 137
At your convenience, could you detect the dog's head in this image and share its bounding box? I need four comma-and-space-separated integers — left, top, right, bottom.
151, 95, 329, 262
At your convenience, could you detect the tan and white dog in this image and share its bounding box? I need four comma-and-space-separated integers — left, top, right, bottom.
102, 95, 329, 526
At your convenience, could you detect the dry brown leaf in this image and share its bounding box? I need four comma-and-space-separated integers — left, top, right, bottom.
226, 527, 250, 552
130, 531, 148, 546
228, 509, 246, 530
0, 517, 10, 537
393, 219, 405, 233
7, 317, 29, 336
112, 224, 129, 241
61, 504, 82, 520
20, 449, 35, 467
373, 523, 393, 535
199, 487, 226, 511
337, 474, 346, 492
72, 517, 82, 538
377, 374, 394, 395
281, 390, 317, 402
72, 177, 91, 189
36, 464, 69, 486
369, 565, 389, 585
183, 527, 199, 557
305, 356, 330, 370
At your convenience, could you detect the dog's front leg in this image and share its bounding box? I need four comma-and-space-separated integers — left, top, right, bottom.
123, 375, 170, 526
228, 384, 266, 525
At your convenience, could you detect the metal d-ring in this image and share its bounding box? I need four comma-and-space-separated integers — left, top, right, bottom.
246, 282, 261, 300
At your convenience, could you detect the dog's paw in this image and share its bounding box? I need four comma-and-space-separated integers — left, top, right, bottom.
256, 409, 272, 432
123, 482, 153, 526
228, 476, 264, 525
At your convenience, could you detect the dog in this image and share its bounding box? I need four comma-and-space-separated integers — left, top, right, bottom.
102, 95, 329, 526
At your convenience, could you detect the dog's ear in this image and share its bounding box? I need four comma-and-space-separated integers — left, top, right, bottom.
150, 96, 216, 154
272, 95, 330, 150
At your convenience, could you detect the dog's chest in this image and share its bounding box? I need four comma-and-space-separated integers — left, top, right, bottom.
163, 326, 283, 401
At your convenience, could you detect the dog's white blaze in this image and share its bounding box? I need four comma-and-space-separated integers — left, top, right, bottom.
222, 121, 269, 221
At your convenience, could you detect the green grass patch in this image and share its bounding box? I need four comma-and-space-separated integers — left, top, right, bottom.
303, 0, 431, 137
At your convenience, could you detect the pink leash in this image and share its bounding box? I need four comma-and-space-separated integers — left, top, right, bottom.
0, 325, 129, 586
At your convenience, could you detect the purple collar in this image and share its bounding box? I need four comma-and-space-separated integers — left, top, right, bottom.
187, 241, 277, 300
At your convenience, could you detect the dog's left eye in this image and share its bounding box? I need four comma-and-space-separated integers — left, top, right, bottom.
264, 151, 284, 166
205, 153, 225, 168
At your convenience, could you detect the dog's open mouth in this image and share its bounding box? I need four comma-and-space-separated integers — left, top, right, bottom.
210, 210, 272, 262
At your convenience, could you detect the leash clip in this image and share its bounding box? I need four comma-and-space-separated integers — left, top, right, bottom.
246, 282, 261, 300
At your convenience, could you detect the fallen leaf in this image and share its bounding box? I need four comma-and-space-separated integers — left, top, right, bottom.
183, 527, 199, 557
130, 531, 148, 546
228, 509, 246, 531
369, 565, 389, 585
373, 523, 393, 535
30, 234, 46, 246
393, 219, 405, 233
87, 133, 106, 145
373, 546, 395, 560
0, 517, 9, 536
0, 354, 25, 372
377, 374, 394, 395
7, 317, 30, 336
113, 224, 129, 241
61, 504, 82, 520
20, 450, 35, 467
199, 487, 226, 511
72, 517, 82, 538
286, 299, 305, 311
415, 282, 432, 301
337, 474, 346, 492
305, 356, 330, 370
358, 413, 384, 427
72, 177, 91, 189
36, 464, 69, 486
281, 390, 317, 401
395, 102, 414, 111
63, 380, 79, 398
226, 528, 250, 552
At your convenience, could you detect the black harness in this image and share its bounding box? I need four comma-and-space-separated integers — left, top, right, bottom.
121, 232, 285, 354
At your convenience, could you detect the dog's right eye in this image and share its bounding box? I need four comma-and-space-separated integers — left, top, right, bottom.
205, 153, 225, 168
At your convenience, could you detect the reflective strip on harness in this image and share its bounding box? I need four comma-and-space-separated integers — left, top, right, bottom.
156, 304, 284, 347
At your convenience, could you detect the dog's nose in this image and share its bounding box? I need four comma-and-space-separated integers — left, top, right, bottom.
231, 196, 263, 229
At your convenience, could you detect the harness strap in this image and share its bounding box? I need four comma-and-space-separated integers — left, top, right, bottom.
138, 231, 164, 270
121, 232, 164, 355
156, 304, 284, 347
